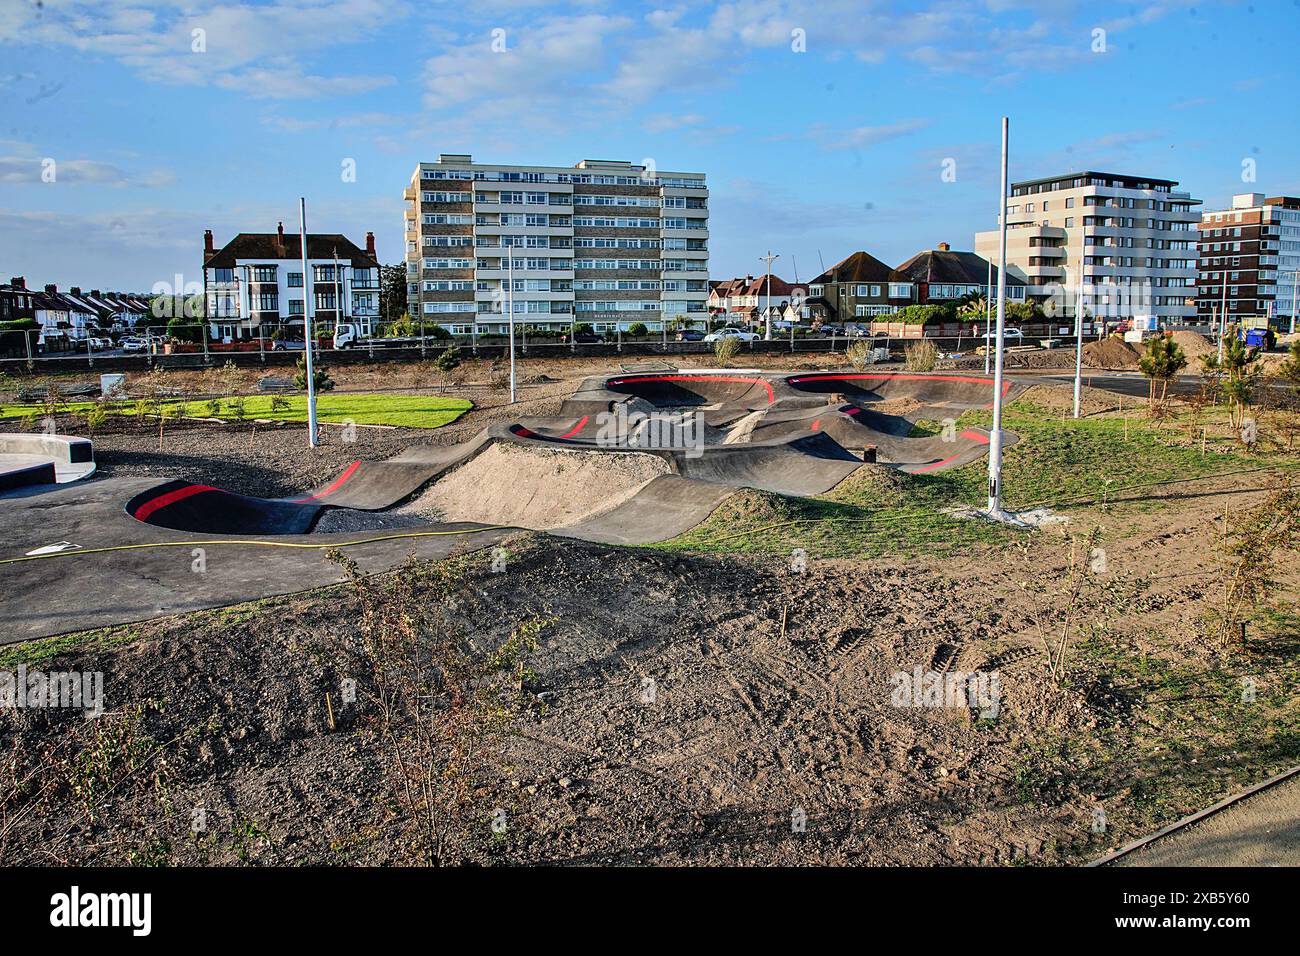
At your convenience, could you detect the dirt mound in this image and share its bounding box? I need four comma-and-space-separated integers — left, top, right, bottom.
1083, 337, 1139, 368
1014, 383, 1120, 418
1170, 330, 1214, 361
402, 441, 671, 529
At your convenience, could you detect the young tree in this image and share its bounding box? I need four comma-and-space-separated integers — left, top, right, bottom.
1137, 334, 1187, 413
379, 263, 408, 324
1203, 327, 1262, 430
433, 346, 461, 392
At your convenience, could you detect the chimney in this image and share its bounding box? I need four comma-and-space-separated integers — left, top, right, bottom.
91, 289, 101, 297
365, 230, 376, 257
937, 242, 950, 252
204, 229, 214, 254
10, 277, 24, 289
276, 221, 285, 257
45, 284, 57, 294
70, 286, 81, 296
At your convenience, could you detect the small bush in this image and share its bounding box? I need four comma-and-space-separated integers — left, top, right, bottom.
627, 322, 649, 337
294, 354, 335, 392
713, 336, 742, 367
904, 339, 938, 372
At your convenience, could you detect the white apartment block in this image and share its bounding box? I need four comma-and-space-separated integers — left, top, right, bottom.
404, 155, 709, 334
202, 225, 381, 342
975, 171, 1201, 326
1197, 193, 1300, 327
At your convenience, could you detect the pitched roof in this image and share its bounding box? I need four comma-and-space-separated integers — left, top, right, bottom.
893, 247, 1026, 287
810, 251, 897, 285
204, 232, 379, 270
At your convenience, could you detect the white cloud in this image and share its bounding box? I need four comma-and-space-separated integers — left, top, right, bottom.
1, 0, 406, 100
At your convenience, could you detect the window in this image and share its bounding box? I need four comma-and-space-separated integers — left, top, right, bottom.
287, 299, 304, 315
314, 290, 337, 310
213, 268, 234, 284
256, 293, 277, 311
313, 265, 337, 282
252, 266, 277, 283
287, 272, 303, 288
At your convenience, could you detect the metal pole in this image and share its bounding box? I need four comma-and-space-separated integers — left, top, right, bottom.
506, 249, 516, 403
1218, 276, 1228, 363
984, 258, 992, 374
1290, 269, 1298, 336
1073, 248, 1084, 419
988, 116, 1010, 517
300, 197, 319, 447
761, 251, 778, 341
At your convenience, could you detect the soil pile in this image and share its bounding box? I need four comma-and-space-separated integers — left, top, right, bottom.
1082, 337, 1140, 368
1170, 330, 1215, 361
401, 442, 671, 529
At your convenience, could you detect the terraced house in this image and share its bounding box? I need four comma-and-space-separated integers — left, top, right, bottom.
403, 155, 709, 335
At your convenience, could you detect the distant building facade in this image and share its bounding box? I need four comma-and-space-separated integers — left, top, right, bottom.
202, 224, 381, 341
1197, 192, 1300, 328
403, 154, 709, 335
975, 170, 1201, 326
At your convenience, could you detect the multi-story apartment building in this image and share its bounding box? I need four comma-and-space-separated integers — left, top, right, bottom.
975, 171, 1201, 326
403, 155, 709, 335
202, 224, 381, 341
806, 251, 913, 322
1197, 192, 1300, 329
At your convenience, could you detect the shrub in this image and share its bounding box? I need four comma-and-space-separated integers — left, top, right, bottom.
713, 336, 741, 367
293, 354, 335, 392
846, 341, 876, 371
1137, 334, 1187, 413
627, 322, 649, 337
904, 339, 938, 372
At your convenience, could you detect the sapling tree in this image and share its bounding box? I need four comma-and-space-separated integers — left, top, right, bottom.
433, 346, 462, 393
1136, 334, 1187, 415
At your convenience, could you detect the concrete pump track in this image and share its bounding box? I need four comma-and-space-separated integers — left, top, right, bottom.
1, 370, 1026, 642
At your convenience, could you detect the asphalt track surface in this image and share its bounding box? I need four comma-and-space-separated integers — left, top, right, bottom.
2, 370, 1029, 643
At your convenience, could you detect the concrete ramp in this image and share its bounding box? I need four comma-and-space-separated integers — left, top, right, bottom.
0, 433, 95, 490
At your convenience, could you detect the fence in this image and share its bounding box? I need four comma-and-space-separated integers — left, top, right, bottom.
5, 326, 1109, 375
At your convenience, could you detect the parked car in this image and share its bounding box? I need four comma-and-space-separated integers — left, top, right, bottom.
675, 329, 706, 342
703, 327, 759, 343
572, 331, 604, 344
1003, 328, 1024, 341
121, 337, 149, 352
842, 323, 870, 337
817, 325, 846, 336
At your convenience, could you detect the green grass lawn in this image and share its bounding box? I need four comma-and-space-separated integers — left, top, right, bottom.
653, 399, 1300, 561
0, 392, 472, 429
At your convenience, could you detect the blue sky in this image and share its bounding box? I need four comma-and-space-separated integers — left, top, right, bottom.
1, 0, 1297, 292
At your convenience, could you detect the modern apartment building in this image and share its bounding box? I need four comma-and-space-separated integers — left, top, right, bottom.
203, 225, 381, 341
1197, 193, 1300, 329
403, 155, 709, 335
974, 171, 1201, 326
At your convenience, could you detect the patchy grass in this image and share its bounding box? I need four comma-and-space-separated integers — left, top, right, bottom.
654, 398, 1300, 560
0, 393, 472, 429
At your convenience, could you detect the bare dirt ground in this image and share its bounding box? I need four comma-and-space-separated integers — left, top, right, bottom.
2, 374, 1297, 867
2, 462, 1295, 865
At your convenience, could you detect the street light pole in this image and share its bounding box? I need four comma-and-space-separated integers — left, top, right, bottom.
506, 248, 517, 404
1073, 247, 1084, 419
299, 197, 319, 448
761, 251, 779, 341
988, 116, 1010, 517
1290, 268, 1298, 336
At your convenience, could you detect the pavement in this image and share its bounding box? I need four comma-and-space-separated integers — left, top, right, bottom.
1109, 770, 1300, 867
